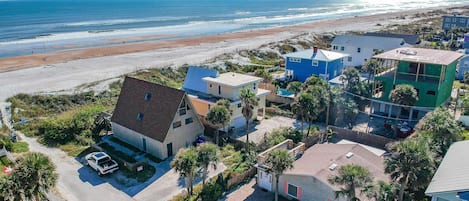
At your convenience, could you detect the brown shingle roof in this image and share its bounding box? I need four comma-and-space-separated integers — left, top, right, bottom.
111, 76, 186, 142
286, 144, 389, 193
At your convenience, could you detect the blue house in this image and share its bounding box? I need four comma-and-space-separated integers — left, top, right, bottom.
458, 55, 469, 80
284, 47, 349, 82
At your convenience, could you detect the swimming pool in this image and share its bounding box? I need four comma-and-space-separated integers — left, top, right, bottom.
277, 89, 295, 98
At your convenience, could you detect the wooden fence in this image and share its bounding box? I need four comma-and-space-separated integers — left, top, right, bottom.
328, 126, 396, 149
226, 167, 257, 189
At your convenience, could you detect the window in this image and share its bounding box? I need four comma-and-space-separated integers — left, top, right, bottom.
312, 59, 319, 66
453, 18, 457, 22
347, 56, 352, 62
445, 18, 451, 22
253, 83, 257, 90
173, 121, 181, 128
333, 45, 338, 50
237, 103, 242, 108
427, 90, 436, 95
137, 113, 144, 121
185, 117, 193, 125
179, 108, 186, 116
145, 92, 152, 101
218, 85, 221, 95
287, 184, 298, 198
461, 18, 466, 23
179, 99, 186, 109
409, 62, 425, 74
209, 84, 212, 88
340, 46, 345, 51
289, 57, 301, 63
357, 47, 361, 53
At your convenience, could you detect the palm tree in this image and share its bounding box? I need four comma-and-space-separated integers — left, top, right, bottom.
0, 176, 19, 201
328, 164, 373, 200
286, 81, 302, 97
14, 152, 58, 201
362, 180, 398, 201
240, 88, 258, 152
385, 138, 434, 201
416, 107, 462, 159
171, 147, 199, 195
389, 84, 418, 119
196, 143, 219, 186
205, 105, 230, 146
216, 99, 233, 134
291, 92, 313, 133
363, 59, 379, 83
304, 85, 329, 135
265, 150, 294, 201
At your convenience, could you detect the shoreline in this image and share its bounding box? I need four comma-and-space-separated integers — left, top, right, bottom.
0, 6, 465, 101
0, 7, 446, 73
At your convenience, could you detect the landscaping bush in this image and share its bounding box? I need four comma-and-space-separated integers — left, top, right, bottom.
198, 182, 223, 201
39, 105, 106, 145
0, 135, 29, 153
110, 137, 141, 152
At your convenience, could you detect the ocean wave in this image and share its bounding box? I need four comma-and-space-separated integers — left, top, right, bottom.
287, 8, 308, 11
234, 11, 251, 15
63, 16, 190, 27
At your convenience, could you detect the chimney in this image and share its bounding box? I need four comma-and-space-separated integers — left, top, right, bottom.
313, 46, 318, 54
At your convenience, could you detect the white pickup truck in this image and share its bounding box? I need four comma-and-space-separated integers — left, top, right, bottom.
85, 152, 119, 176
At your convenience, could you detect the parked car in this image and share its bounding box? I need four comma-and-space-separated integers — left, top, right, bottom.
85, 152, 119, 176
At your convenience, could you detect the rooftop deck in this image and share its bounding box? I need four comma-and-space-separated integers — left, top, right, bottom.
376, 69, 440, 84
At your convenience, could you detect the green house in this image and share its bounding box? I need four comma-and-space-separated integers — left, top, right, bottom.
370, 48, 464, 121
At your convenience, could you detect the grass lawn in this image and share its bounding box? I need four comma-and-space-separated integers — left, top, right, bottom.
11, 142, 29, 153
60, 144, 91, 157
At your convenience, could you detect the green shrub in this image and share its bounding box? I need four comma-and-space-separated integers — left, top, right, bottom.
199, 182, 223, 201
11, 142, 29, 153
110, 137, 141, 152
39, 105, 105, 145
144, 153, 162, 163
0, 156, 10, 166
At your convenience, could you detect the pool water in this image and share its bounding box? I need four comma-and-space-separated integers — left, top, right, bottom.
277, 89, 295, 97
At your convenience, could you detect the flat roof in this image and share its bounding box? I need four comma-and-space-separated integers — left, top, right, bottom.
202, 72, 263, 87
373, 47, 464, 66
426, 141, 469, 195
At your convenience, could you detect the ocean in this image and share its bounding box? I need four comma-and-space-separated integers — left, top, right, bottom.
0, 0, 467, 58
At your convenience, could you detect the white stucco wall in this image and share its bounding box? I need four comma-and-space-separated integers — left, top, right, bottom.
278, 174, 344, 201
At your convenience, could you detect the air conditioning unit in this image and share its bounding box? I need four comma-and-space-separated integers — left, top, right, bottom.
329, 163, 338, 171
346, 152, 354, 158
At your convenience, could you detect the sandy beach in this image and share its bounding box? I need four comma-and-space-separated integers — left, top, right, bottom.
0, 7, 460, 101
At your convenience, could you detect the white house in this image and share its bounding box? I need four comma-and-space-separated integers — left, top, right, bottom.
182, 67, 270, 128
331, 34, 409, 67
425, 141, 469, 201
111, 77, 204, 160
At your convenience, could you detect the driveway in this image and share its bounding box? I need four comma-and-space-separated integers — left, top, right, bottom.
1, 102, 226, 201
231, 116, 324, 144
222, 178, 273, 201
0, 103, 135, 201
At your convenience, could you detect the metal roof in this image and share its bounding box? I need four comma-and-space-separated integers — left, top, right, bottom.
284, 49, 349, 62
331, 35, 408, 50
426, 141, 469, 195
182, 66, 218, 93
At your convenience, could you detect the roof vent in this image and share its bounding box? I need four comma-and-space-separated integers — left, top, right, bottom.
346, 152, 354, 158
399, 49, 417, 55
329, 163, 338, 171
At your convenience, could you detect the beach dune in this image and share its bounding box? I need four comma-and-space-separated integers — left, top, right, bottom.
0, 9, 447, 101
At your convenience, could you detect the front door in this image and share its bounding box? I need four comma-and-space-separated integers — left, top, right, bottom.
167, 143, 173, 157
258, 170, 272, 191
142, 138, 147, 152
